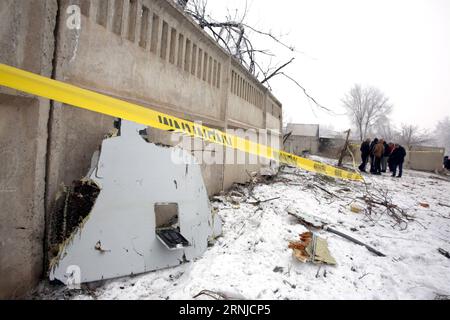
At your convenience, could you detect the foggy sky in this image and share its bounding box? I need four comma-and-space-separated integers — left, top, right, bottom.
206, 0, 450, 132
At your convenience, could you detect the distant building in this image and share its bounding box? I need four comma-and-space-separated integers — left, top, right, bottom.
284, 123, 320, 155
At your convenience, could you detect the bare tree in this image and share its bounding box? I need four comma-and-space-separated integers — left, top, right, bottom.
178, 0, 293, 77
373, 114, 397, 142
398, 124, 430, 149
433, 117, 450, 155
174, 0, 334, 113
342, 84, 393, 141
282, 108, 293, 129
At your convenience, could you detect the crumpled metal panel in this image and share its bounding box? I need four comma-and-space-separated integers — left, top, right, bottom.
49, 120, 221, 284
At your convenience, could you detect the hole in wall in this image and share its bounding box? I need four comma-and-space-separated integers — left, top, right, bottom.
155, 203, 179, 229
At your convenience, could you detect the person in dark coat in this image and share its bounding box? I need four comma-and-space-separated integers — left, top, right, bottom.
369, 138, 378, 173
372, 139, 385, 175
358, 138, 371, 172
381, 140, 389, 172
387, 143, 395, 172
444, 156, 450, 170
390, 144, 407, 177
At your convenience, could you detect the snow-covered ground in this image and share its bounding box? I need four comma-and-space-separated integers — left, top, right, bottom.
36, 157, 450, 300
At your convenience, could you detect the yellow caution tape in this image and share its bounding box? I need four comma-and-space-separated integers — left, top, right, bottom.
0, 63, 363, 181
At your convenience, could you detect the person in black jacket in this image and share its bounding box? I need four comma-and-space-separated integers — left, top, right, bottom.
444, 156, 450, 170
390, 144, 407, 177
387, 143, 395, 172
369, 138, 378, 173
358, 138, 371, 172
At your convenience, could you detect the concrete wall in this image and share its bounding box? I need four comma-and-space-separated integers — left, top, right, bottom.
405, 146, 445, 172
0, 0, 57, 299
284, 136, 319, 155
407, 152, 443, 172
0, 0, 282, 298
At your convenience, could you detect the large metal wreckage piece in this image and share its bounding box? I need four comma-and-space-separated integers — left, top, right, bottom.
49, 120, 222, 284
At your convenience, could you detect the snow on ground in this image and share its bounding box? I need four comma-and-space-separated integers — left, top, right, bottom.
37, 156, 450, 300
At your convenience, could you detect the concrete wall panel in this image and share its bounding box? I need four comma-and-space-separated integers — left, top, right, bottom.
0, 0, 57, 299
407, 151, 444, 172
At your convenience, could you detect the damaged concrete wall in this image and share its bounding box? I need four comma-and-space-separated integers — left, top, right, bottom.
0, 0, 282, 298
46, 0, 283, 204
0, 0, 57, 299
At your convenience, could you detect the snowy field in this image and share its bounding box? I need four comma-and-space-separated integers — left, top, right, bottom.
36, 157, 450, 300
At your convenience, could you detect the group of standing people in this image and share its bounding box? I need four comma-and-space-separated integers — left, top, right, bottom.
359, 138, 407, 177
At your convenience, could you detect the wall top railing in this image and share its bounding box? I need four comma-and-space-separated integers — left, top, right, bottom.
99, 0, 281, 108
77, 0, 282, 116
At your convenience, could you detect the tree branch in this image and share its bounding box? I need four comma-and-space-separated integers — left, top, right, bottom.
261, 58, 295, 84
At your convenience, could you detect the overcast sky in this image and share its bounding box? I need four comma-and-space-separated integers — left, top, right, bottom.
205, 0, 450, 132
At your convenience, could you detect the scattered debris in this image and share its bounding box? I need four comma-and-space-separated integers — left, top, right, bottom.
360, 182, 413, 230
283, 280, 296, 289
350, 203, 363, 213
35, 154, 450, 300
288, 231, 336, 265
273, 266, 284, 273
288, 208, 386, 257
438, 248, 450, 259
286, 165, 412, 230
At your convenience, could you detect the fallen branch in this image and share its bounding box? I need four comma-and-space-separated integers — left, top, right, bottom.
361, 180, 412, 230
323, 226, 385, 257
438, 248, 450, 259
193, 289, 243, 300
247, 196, 280, 206
193, 289, 228, 300
310, 183, 344, 200
438, 202, 450, 208
358, 273, 372, 280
